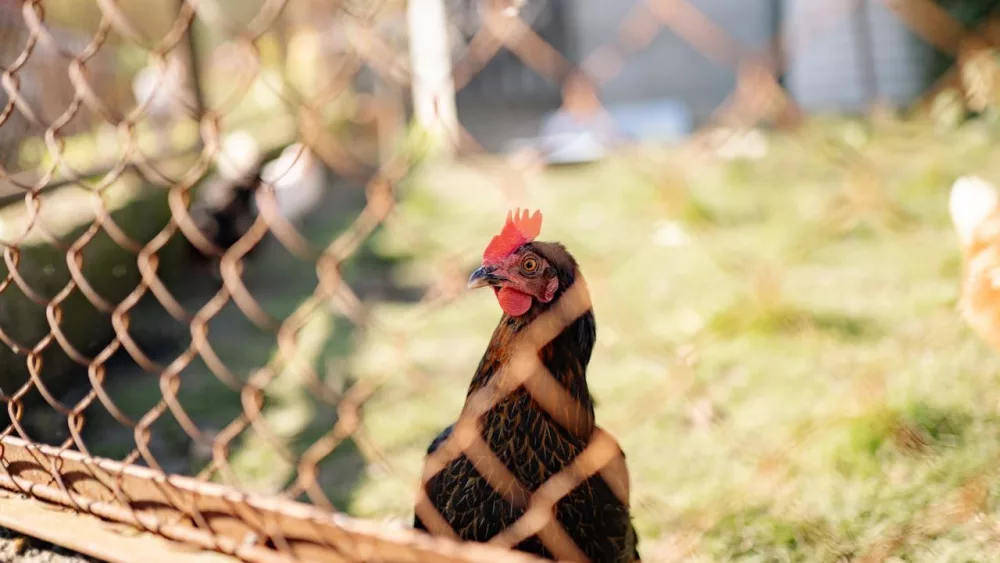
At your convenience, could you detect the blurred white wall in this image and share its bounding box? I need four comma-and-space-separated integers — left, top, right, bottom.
567, 0, 777, 122
783, 0, 936, 112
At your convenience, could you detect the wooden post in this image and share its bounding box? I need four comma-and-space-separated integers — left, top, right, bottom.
406, 0, 459, 158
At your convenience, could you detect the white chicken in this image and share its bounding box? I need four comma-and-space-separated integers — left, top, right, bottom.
259, 143, 325, 224
131, 52, 194, 119
214, 130, 261, 183
132, 52, 195, 154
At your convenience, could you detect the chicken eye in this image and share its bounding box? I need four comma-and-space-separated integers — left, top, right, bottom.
521, 257, 538, 273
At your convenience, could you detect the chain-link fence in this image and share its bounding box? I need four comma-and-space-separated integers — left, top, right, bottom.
1, 0, 1000, 561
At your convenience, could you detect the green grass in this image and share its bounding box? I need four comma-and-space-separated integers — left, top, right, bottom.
54, 112, 1000, 560
74, 180, 391, 508
339, 115, 1000, 560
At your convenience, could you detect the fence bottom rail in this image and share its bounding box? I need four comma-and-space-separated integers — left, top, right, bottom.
0, 437, 542, 563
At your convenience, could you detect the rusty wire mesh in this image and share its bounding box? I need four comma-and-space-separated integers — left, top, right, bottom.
0, 0, 999, 561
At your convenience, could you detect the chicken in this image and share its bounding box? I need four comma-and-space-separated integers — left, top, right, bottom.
132, 53, 195, 155
414, 210, 639, 563
949, 175, 1000, 352
259, 142, 325, 224
131, 52, 194, 119
186, 137, 325, 272
186, 132, 265, 270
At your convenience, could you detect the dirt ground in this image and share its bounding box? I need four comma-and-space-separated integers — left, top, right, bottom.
0, 528, 97, 563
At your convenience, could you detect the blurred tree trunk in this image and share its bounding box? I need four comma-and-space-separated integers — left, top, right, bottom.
406, 0, 458, 158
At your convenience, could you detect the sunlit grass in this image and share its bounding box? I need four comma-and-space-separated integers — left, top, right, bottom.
338, 115, 1000, 559
42, 111, 1000, 559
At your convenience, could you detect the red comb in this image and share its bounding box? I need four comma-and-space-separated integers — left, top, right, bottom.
483, 208, 543, 264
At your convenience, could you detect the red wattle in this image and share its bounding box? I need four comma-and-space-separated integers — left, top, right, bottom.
497, 287, 532, 316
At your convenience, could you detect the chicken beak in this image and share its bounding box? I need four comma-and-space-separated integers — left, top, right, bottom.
468, 265, 503, 289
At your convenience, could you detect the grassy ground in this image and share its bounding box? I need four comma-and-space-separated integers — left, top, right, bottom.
43, 111, 1000, 561
341, 113, 1000, 561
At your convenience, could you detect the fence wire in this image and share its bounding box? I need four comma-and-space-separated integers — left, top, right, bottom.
0, 0, 999, 561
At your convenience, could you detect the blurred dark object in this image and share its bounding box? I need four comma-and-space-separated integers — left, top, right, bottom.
185, 135, 327, 275
935, 0, 1000, 25
186, 132, 265, 271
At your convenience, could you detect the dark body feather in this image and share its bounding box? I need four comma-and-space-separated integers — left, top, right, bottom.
416, 243, 639, 563
187, 161, 263, 265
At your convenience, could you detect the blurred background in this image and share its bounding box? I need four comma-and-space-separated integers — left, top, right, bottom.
3, 0, 1000, 560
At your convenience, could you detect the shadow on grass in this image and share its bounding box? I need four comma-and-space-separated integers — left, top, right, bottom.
707, 300, 878, 341
57, 170, 423, 511
0, 171, 183, 437
702, 505, 853, 561
834, 401, 972, 476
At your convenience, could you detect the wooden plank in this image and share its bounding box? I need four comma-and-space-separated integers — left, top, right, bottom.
0, 436, 546, 563
0, 489, 238, 563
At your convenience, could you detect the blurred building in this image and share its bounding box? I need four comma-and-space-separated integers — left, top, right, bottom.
783, 0, 938, 113
447, 0, 943, 151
